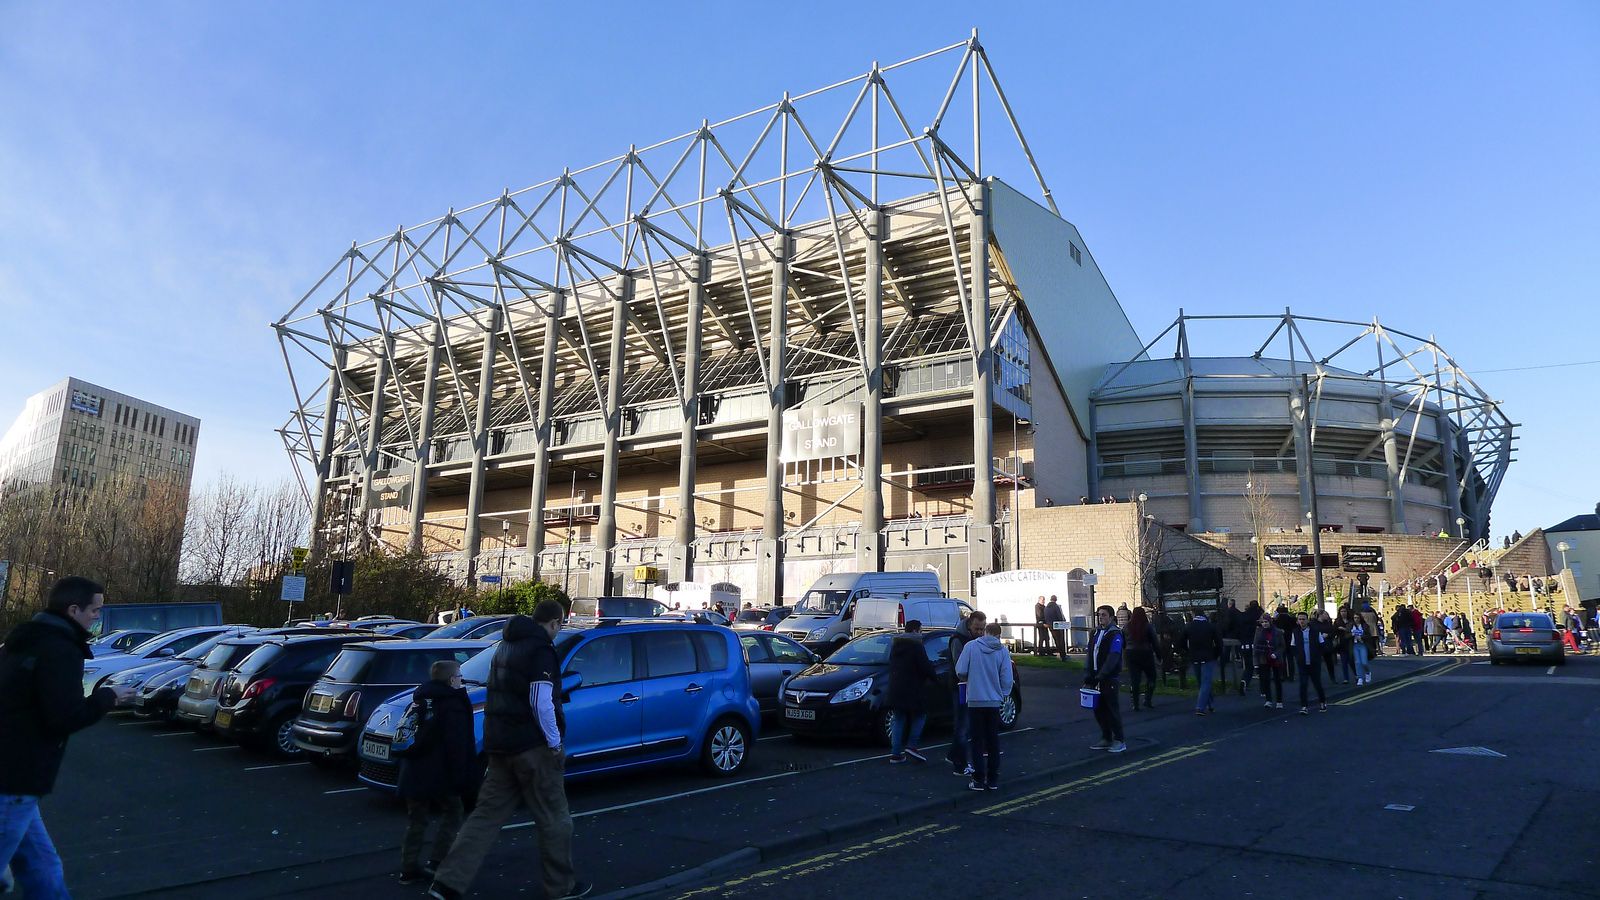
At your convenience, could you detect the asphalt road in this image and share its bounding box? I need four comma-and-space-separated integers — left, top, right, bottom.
41, 651, 1594, 899
667, 653, 1600, 900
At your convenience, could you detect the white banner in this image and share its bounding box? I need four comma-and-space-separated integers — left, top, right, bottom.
780, 402, 861, 463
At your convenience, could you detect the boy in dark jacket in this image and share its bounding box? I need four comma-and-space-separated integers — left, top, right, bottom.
886, 620, 938, 764
0, 577, 133, 898
397, 659, 478, 884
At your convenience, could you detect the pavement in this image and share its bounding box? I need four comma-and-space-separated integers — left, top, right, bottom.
42, 649, 1595, 899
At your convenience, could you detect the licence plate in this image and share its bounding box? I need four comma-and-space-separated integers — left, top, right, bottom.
1515, 647, 1541, 655
362, 739, 390, 760
785, 707, 816, 721
214, 709, 233, 729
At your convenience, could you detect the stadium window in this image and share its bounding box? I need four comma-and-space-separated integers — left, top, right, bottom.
1068, 242, 1083, 266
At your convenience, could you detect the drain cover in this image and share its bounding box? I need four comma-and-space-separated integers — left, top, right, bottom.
1430, 746, 1506, 758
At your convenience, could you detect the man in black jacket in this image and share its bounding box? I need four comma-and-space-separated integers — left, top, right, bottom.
1045, 596, 1067, 659
1084, 605, 1126, 753
1183, 612, 1223, 716
396, 659, 478, 884
1274, 606, 1298, 679
886, 621, 937, 764
1288, 612, 1329, 714
1, 577, 134, 897
430, 601, 590, 900
946, 612, 985, 777
1033, 597, 1048, 656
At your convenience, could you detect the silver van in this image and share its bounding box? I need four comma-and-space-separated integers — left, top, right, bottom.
776, 571, 943, 655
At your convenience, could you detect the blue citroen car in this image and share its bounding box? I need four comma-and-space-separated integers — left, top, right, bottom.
357, 619, 760, 790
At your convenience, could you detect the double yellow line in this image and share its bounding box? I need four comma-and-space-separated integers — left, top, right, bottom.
677, 823, 956, 897
974, 742, 1216, 817
1335, 659, 1466, 706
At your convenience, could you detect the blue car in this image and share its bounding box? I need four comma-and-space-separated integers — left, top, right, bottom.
357, 620, 760, 790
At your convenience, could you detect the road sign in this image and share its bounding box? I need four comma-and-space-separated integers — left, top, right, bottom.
634, 565, 661, 585
1341, 545, 1386, 573
280, 575, 306, 602
480, 575, 502, 584
291, 546, 309, 574
330, 561, 355, 595
1082, 573, 1098, 586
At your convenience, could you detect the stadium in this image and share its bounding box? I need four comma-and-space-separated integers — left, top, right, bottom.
274, 37, 1514, 604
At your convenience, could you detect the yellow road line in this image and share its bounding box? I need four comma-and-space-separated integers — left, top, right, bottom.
976, 743, 1216, 817
1335, 659, 1466, 706
675, 823, 950, 898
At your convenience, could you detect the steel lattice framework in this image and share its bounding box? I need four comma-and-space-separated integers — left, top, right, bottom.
273, 32, 1057, 593
1093, 310, 1517, 540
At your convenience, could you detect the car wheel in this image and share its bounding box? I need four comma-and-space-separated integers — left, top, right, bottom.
267, 714, 305, 759
701, 718, 751, 777
1000, 689, 1022, 731
877, 709, 896, 747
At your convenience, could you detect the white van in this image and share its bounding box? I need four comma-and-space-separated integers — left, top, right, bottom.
852, 595, 973, 635
776, 571, 943, 654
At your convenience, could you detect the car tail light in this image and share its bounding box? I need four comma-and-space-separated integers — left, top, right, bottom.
1518, 628, 1533, 633
897, 603, 905, 628
241, 678, 276, 701
1492, 629, 1501, 640
343, 691, 362, 719
761, 624, 774, 631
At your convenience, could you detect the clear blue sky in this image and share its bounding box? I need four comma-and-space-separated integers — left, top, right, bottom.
1, 2, 1595, 537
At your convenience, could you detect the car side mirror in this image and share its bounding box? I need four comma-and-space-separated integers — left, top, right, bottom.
156, 647, 176, 657
561, 672, 583, 696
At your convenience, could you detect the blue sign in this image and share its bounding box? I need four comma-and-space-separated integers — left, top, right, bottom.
479, 575, 502, 584
280, 575, 306, 602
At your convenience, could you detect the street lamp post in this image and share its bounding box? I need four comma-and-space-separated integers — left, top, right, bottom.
499, 519, 510, 609
1136, 492, 1149, 609
1556, 541, 1571, 573
563, 469, 598, 598
1300, 373, 1326, 613
1456, 517, 1467, 541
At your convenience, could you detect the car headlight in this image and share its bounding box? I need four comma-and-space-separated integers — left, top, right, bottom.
830, 677, 874, 704
808, 628, 829, 641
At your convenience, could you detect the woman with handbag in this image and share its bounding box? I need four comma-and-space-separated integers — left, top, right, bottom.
1253, 613, 1286, 709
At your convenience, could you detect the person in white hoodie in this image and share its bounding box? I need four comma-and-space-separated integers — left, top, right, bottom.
955, 622, 1014, 792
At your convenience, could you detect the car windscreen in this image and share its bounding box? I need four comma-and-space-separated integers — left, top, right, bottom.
429, 617, 498, 639
179, 633, 234, 662
736, 610, 767, 623
1496, 614, 1553, 629
201, 641, 254, 669
234, 644, 285, 676
323, 648, 378, 682
126, 632, 180, 657
458, 632, 582, 685
795, 590, 849, 616
827, 632, 897, 665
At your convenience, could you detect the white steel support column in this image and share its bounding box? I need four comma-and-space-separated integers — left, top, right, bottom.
594, 281, 631, 596
406, 329, 441, 554
1378, 396, 1407, 534
758, 235, 792, 605
527, 293, 562, 572
670, 258, 707, 584
857, 210, 886, 573
310, 346, 347, 554
462, 309, 501, 585
1291, 382, 1316, 524
1439, 414, 1465, 534
969, 183, 996, 578
356, 338, 392, 547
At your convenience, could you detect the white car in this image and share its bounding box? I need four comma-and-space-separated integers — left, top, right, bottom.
81, 626, 239, 695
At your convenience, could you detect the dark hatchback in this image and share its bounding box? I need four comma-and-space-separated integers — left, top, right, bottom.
289, 639, 491, 762
213, 632, 400, 757
780, 629, 1022, 744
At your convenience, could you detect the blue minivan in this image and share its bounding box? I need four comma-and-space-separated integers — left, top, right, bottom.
357, 620, 759, 790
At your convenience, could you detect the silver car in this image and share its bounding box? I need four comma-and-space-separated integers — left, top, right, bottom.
1489, 612, 1565, 665
81, 626, 237, 695
175, 637, 275, 728
737, 631, 819, 715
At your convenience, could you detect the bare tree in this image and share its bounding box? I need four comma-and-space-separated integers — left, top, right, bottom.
183, 475, 256, 586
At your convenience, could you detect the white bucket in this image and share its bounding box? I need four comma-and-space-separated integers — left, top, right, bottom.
1078, 687, 1100, 709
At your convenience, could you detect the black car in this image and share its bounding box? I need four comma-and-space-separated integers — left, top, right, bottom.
289, 639, 492, 762
780, 628, 1022, 744
213, 632, 401, 757
425, 614, 515, 641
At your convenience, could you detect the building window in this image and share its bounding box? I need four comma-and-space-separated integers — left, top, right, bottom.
1068, 242, 1083, 266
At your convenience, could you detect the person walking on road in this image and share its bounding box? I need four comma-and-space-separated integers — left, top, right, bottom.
1349, 612, 1372, 685
1253, 613, 1286, 708
1217, 599, 1240, 691
428, 600, 590, 900
1183, 611, 1222, 716
1, 577, 136, 898
1124, 607, 1160, 711
396, 659, 479, 885
1235, 601, 1262, 695
1391, 606, 1413, 656
1289, 612, 1328, 714
1410, 606, 1427, 656
946, 612, 985, 777
1273, 606, 1298, 681
887, 620, 937, 764
1085, 605, 1127, 753
1332, 609, 1355, 684
1045, 596, 1066, 659
956, 622, 1014, 791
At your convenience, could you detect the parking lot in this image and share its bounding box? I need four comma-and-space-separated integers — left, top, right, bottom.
50, 663, 1076, 899
49, 654, 1456, 899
